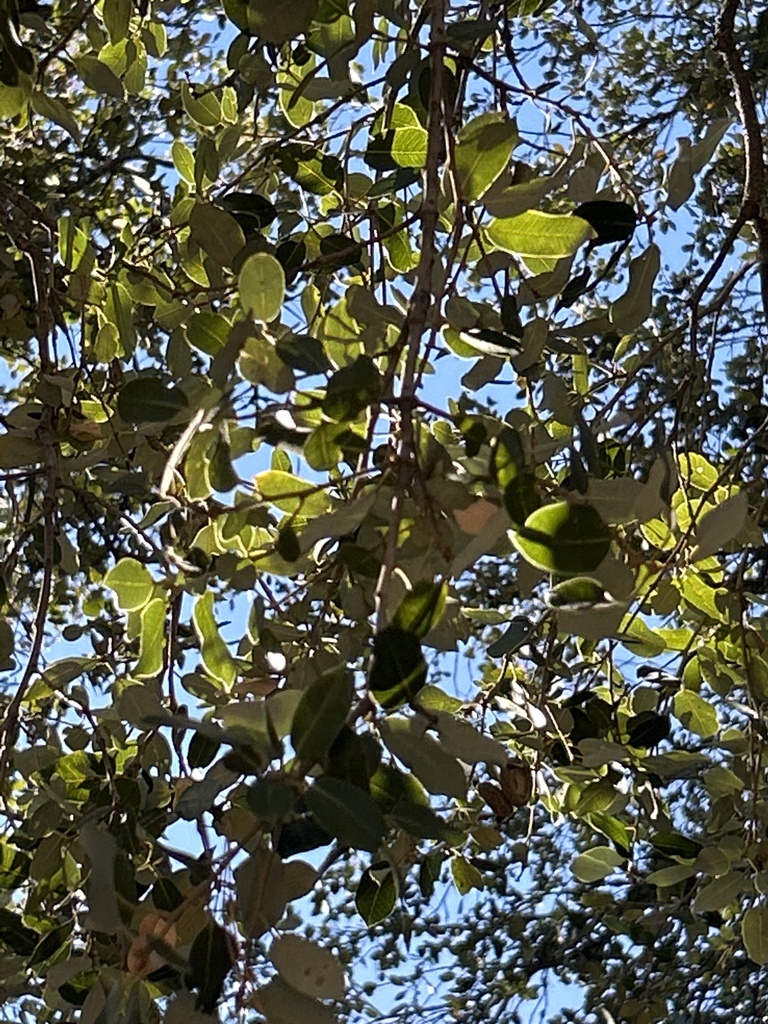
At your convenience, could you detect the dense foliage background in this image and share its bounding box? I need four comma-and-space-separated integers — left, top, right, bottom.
1, 0, 768, 1021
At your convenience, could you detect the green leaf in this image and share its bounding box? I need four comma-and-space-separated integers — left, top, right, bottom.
369, 627, 427, 710
0, 908, 37, 955
232, 0, 318, 42
103, 0, 132, 43
392, 580, 447, 640
454, 112, 517, 201
104, 557, 155, 612
135, 596, 166, 679
379, 716, 467, 799
693, 870, 744, 914
245, 778, 296, 823
432, 710, 508, 766
512, 502, 611, 576
548, 577, 607, 607
673, 689, 718, 738
187, 311, 231, 355
239, 253, 286, 323
192, 591, 237, 688
616, 617, 667, 657
323, 356, 382, 422
356, 865, 397, 924
571, 846, 624, 883
743, 903, 768, 965
572, 200, 636, 244
117, 377, 188, 424
691, 491, 749, 560
275, 334, 331, 373
75, 56, 125, 99
291, 668, 354, 766
390, 125, 428, 167
626, 711, 670, 747
254, 470, 331, 516
31, 91, 81, 144
79, 823, 121, 935
186, 922, 234, 1013
180, 81, 222, 126
190, 202, 246, 270
609, 243, 660, 332
451, 854, 484, 895
487, 209, 594, 258
172, 139, 196, 184
304, 777, 386, 852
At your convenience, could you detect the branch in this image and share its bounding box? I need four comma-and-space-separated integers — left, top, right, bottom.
715, 0, 768, 321
374, 0, 446, 631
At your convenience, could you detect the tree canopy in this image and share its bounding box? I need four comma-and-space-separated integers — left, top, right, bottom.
1, 0, 768, 1021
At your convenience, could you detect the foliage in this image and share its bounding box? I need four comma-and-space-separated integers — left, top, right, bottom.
1, 0, 768, 1022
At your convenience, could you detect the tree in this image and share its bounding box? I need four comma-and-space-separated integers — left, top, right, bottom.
0, 0, 768, 1020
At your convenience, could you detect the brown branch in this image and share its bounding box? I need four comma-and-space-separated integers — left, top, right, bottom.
374, 0, 446, 631
715, 0, 768, 321
0, 418, 57, 803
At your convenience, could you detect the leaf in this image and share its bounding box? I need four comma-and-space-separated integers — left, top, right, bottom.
254, 470, 331, 516
276, 334, 331, 373
192, 591, 237, 688
0, 434, 43, 469
743, 904, 768, 965
117, 378, 188, 423
547, 577, 606, 607
75, 56, 125, 99
189, 202, 245, 270
31, 91, 81, 144
104, 557, 155, 612
322, 356, 382, 422
691, 491, 749, 560
135, 596, 166, 679
187, 311, 230, 355
432, 711, 508, 766
487, 210, 594, 259
512, 503, 611, 576
170, 139, 195, 185
626, 711, 670, 747
186, 922, 234, 1013
499, 762, 533, 807
245, 778, 295, 822
368, 627, 427, 710
673, 689, 718, 738
180, 81, 222, 126
379, 716, 467, 798
571, 846, 624, 883
291, 669, 354, 766
451, 854, 484, 895
233, 0, 319, 43
572, 200, 636, 244
0, 908, 37, 955
270, 934, 346, 1000
665, 118, 731, 210
304, 777, 386, 852
454, 112, 517, 201
390, 125, 428, 167
608, 243, 660, 332
392, 580, 447, 640
693, 870, 744, 914
257, 976, 337, 1024
486, 617, 535, 658
356, 865, 397, 924
239, 253, 286, 323
79, 823, 121, 935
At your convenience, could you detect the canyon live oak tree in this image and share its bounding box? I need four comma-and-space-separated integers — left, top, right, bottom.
4, 0, 768, 1021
